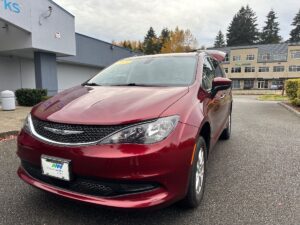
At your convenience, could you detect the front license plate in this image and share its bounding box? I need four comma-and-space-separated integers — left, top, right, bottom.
41, 155, 71, 181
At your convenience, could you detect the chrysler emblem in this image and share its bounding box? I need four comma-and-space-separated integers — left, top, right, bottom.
44, 127, 84, 135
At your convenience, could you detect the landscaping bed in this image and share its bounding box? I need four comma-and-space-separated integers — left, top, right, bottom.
257, 94, 287, 101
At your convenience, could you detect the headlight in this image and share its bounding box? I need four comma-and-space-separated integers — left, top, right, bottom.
23, 114, 32, 133
100, 115, 179, 144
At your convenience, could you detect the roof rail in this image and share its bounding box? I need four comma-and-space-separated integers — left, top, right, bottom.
190, 49, 226, 62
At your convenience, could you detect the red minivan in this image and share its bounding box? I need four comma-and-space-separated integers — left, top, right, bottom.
17, 51, 232, 209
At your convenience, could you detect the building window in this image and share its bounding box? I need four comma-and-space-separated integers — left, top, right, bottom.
245, 67, 255, 73
289, 65, 300, 72
246, 54, 255, 61
244, 80, 254, 89
259, 53, 287, 61
273, 54, 287, 61
224, 68, 228, 73
291, 50, 300, 59
232, 80, 240, 89
273, 66, 285, 72
224, 54, 230, 62
231, 67, 241, 73
232, 55, 241, 61
260, 53, 271, 61
259, 67, 269, 72
272, 80, 283, 85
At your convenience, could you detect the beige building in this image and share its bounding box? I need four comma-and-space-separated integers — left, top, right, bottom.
210, 43, 300, 89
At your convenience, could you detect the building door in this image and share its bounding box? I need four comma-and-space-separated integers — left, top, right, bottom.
258, 80, 268, 89
258, 81, 264, 89
258, 81, 265, 89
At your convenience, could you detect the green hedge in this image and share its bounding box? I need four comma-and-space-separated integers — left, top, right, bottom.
285, 79, 300, 106
15, 88, 48, 106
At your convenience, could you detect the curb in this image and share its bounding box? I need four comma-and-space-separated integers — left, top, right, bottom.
0, 131, 19, 139
278, 102, 300, 118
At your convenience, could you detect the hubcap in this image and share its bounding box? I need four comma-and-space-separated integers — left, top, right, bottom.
195, 147, 205, 195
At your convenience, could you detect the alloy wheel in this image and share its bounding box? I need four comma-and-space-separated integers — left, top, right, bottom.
195, 147, 205, 195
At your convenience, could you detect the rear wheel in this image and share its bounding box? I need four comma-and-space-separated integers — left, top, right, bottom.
180, 137, 207, 208
220, 113, 231, 140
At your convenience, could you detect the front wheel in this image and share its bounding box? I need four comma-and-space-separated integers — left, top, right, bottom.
180, 137, 207, 208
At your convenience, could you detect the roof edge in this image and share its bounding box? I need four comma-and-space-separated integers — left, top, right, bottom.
75, 33, 142, 54
48, 0, 75, 17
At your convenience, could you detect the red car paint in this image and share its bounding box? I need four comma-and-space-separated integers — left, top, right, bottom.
17, 52, 232, 209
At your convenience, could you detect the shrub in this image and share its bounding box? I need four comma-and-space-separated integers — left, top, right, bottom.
15, 88, 47, 106
285, 79, 300, 107
291, 98, 300, 106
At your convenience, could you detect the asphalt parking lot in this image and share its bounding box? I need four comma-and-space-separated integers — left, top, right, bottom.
0, 96, 299, 225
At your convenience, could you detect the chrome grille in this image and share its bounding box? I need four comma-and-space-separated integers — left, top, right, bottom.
31, 116, 126, 144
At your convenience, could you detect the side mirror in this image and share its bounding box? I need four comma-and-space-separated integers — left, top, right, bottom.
211, 77, 232, 97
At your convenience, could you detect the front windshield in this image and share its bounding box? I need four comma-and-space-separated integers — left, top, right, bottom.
86, 56, 197, 86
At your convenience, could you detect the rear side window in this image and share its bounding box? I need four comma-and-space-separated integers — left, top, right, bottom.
202, 57, 215, 91
212, 59, 225, 78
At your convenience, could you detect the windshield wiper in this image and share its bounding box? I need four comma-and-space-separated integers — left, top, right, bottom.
112, 83, 165, 87
119, 83, 139, 86
82, 82, 102, 86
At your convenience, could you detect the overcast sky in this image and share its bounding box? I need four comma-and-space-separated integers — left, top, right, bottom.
53, 0, 299, 47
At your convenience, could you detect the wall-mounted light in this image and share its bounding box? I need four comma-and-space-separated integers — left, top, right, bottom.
110, 45, 114, 50
39, 6, 53, 25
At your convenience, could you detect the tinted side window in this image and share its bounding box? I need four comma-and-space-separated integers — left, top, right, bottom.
212, 59, 225, 77
202, 57, 215, 90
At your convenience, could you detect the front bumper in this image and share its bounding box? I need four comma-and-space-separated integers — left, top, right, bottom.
17, 122, 198, 209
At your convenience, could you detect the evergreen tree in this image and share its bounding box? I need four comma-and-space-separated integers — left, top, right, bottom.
143, 27, 160, 54
159, 28, 171, 50
214, 30, 226, 47
289, 9, 300, 43
226, 5, 259, 46
260, 10, 282, 44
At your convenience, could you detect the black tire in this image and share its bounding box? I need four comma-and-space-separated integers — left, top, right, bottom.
180, 137, 207, 208
220, 113, 231, 140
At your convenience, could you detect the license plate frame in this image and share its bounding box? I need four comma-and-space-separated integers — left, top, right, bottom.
41, 155, 71, 181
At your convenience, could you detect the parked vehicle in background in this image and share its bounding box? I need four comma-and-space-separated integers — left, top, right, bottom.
271, 80, 284, 90
271, 84, 283, 90
17, 51, 232, 209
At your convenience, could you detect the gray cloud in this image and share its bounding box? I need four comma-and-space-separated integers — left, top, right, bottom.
53, 0, 299, 47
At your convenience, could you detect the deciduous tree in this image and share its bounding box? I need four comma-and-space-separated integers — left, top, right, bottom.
161, 27, 197, 53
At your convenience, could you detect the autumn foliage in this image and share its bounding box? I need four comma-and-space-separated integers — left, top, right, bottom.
114, 26, 198, 54
161, 27, 197, 53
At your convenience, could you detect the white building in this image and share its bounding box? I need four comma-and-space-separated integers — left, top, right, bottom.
0, 0, 139, 95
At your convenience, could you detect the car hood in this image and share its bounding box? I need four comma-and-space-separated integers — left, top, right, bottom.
32, 85, 189, 125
